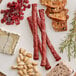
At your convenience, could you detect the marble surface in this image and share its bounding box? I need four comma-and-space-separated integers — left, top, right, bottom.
0, 0, 76, 76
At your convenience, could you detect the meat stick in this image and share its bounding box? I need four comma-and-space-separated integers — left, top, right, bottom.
27, 16, 51, 70
32, 4, 39, 60
39, 9, 47, 66
37, 12, 61, 61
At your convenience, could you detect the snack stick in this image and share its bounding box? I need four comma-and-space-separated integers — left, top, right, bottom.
32, 4, 39, 60
27, 16, 51, 70
37, 14, 61, 61
39, 9, 47, 66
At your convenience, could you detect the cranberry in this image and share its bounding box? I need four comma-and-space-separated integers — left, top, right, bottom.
17, 0, 21, 2
3, 14, 8, 18
15, 4, 18, 8
23, 4, 27, 8
27, 4, 30, 8
4, 9, 10, 14
19, 12, 24, 15
1, 19, 5, 23
6, 17, 12, 23
12, 1, 16, 4
24, 4, 30, 8
24, 0, 29, 3
1, 10, 5, 13
7, 2, 11, 7
19, 16, 24, 20
15, 19, 20, 25
10, 20, 14, 25
1, 0, 30, 25
21, 13, 24, 15
22, 7, 26, 11
6, 22, 11, 25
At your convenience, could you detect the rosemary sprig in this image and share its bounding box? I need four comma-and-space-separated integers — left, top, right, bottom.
60, 13, 76, 61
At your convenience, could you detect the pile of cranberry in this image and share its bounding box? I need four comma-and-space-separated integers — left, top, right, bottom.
1, 0, 30, 25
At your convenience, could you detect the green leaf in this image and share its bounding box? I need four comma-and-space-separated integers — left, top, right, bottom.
59, 15, 76, 61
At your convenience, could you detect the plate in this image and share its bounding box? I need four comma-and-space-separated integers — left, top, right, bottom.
0, 0, 76, 76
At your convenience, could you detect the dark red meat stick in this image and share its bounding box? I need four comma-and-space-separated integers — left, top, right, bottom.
32, 4, 39, 60
27, 16, 51, 70
37, 14, 61, 61
39, 9, 46, 66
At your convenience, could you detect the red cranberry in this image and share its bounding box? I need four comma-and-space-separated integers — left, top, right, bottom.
7, 2, 11, 7
17, 0, 22, 3
6, 22, 11, 25
27, 4, 30, 8
15, 19, 20, 25
3, 14, 8, 18
15, 3, 18, 8
1, 0, 30, 25
1, 10, 5, 13
3, 18, 6, 21
24, 0, 29, 3
22, 7, 26, 11
23, 4, 27, 8
11, 15, 15, 20
19, 12, 24, 15
19, 16, 24, 20
24, 4, 30, 8
6, 17, 12, 23
21, 13, 24, 15
10, 20, 14, 25
1, 19, 5, 23
4, 9, 10, 14
12, 1, 16, 4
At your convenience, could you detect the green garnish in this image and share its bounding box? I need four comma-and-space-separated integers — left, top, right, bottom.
60, 13, 76, 61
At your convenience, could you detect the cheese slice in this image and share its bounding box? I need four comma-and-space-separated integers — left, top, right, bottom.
0, 29, 19, 55
0, 35, 8, 52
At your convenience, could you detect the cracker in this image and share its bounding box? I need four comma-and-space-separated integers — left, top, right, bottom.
52, 20, 67, 32
47, 62, 73, 76
46, 9, 68, 21
46, 6, 64, 13
40, 0, 67, 8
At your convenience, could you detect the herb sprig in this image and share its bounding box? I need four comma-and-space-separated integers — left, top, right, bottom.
60, 13, 76, 61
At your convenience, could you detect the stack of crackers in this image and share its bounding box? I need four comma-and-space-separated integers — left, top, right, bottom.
40, 0, 69, 32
